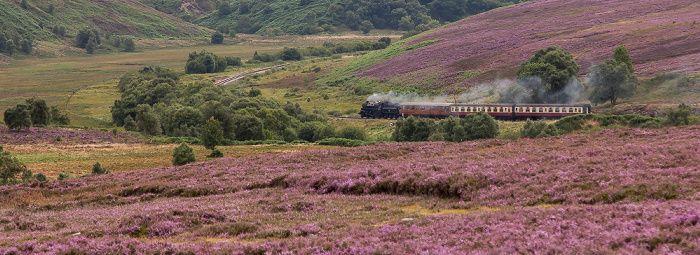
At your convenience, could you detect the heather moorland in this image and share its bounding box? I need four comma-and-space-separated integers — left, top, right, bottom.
354, 0, 700, 92
1, 125, 698, 253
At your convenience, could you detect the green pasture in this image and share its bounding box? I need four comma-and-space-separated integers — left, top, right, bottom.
0, 35, 387, 127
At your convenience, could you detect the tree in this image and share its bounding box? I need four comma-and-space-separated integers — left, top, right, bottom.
0, 146, 29, 184
587, 59, 635, 105
76, 27, 101, 49
85, 37, 97, 54
279, 47, 302, 61
123, 38, 135, 52
201, 117, 224, 150
360, 20, 374, 34
135, 104, 162, 141
211, 32, 224, 44
172, 143, 196, 166
51, 105, 70, 125
123, 115, 137, 131
231, 114, 264, 141
28, 98, 51, 126
614, 45, 633, 73
516, 46, 580, 103
217, 1, 233, 16
21, 0, 28, 9
3, 104, 32, 131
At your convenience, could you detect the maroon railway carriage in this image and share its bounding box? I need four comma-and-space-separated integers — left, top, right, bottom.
399, 102, 452, 118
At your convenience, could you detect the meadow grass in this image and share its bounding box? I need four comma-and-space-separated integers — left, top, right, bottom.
5, 142, 327, 180
1, 34, 399, 128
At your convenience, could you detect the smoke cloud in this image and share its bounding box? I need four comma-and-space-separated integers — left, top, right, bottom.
366, 78, 584, 104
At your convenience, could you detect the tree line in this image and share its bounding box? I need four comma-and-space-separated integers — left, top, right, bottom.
3, 98, 70, 131
111, 66, 371, 151
499, 45, 636, 106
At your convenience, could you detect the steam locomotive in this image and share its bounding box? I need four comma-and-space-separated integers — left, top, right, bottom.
360, 101, 592, 120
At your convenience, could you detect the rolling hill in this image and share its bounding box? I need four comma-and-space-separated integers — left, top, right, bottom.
0, 0, 209, 41
352, 0, 700, 93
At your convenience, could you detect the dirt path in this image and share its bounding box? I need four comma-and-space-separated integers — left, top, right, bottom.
214, 63, 289, 85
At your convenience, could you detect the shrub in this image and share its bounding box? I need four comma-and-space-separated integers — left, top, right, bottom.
92, 162, 109, 175
211, 32, 224, 44
520, 119, 547, 138
462, 112, 499, 140
34, 173, 47, 181
207, 149, 224, 158
57, 173, 69, 180
392, 116, 435, 142
172, 143, 196, 166
666, 103, 692, 126
0, 146, 29, 184
338, 126, 368, 141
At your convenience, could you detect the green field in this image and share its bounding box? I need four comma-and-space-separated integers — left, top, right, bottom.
0, 33, 401, 127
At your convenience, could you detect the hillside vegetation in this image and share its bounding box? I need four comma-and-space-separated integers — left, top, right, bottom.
0, 0, 207, 43
350, 0, 700, 93
194, 0, 532, 35
0, 125, 698, 253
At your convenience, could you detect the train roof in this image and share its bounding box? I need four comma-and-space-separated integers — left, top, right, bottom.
398, 102, 452, 106
452, 103, 515, 106
514, 103, 591, 107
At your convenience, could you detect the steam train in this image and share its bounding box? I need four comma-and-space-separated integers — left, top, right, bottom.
359, 101, 592, 120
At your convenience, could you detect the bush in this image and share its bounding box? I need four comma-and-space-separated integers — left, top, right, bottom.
57, 173, 70, 180
520, 119, 558, 138
92, 162, 109, 175
207, 149, 224, 158
0, 146, 29, 184
392, 116, 435, 142
211, 32, 224, 44
172, 143, 196, 166
462, 112, 499, 140
34, 173, 47, 181
666, 103, 692, 126
338, 126, 368, 141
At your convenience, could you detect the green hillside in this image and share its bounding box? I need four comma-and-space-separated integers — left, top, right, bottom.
0, 0, 209, 42
194, 0, 532, 35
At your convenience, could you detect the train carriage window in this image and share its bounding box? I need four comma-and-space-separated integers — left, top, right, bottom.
569, 108, 573, 113
421, 107, 425, 110
555, 108, 560, 113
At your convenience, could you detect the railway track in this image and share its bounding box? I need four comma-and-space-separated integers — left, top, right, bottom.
215, 63, 290, 86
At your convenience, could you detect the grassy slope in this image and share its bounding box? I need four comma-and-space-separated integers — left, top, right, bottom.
194, 0, 330, 34
350, 0, 700, 92
0, 0, 208, 41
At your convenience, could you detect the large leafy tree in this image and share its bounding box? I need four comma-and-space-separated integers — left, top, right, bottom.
135, 104, 162, 141
3, 104, 32, 131
587, 59, 635, 105
516, 46, 581, 103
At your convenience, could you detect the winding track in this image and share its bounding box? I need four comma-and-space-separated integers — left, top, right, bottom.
215, 63, 290, 86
